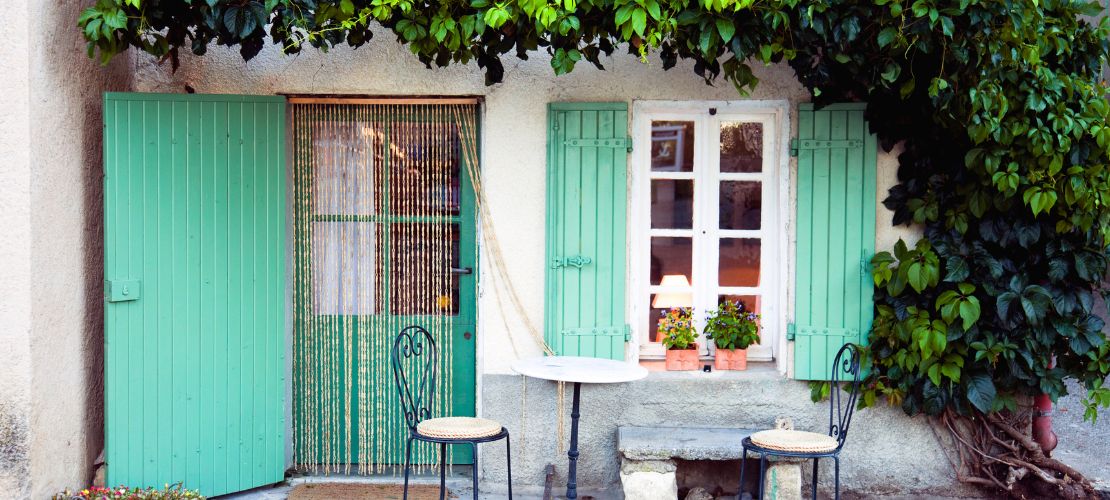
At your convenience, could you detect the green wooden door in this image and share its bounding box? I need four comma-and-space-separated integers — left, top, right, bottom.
289, 104, 477, 467
793, 103, 877, 380
103, 93, 286, 496
545, 102, 630, 360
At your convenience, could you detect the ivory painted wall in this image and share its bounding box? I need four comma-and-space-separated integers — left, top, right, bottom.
132, 33, 917, 379
0, 3, 131, 498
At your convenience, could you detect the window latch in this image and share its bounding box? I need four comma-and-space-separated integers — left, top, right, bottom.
551, 255, 592, 269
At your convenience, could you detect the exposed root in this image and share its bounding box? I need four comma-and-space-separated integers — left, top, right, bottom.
936, 409, 1100, 499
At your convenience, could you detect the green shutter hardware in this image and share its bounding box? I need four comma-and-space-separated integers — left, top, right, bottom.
105, 279, 141, 302
551, 255, 593, 269
103, 93, 286, 496
793, 103, 877, 381
545, 102, 630, 360
565, 137, 634, 152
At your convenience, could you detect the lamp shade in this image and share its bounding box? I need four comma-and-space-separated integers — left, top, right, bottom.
652, 274, 693, 308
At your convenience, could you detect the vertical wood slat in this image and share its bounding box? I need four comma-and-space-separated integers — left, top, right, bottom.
104, 93, 286, 497
545, 102, 629, 360
793, 103, 876, 380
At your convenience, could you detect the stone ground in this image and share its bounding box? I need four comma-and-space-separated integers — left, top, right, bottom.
1053, 378, 1110, 491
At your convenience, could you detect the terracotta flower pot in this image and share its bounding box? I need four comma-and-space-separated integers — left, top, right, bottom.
714, 348, 748, 370
665, 343, 700, 371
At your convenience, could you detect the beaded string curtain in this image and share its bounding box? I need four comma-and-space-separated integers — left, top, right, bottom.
291, 102, 479, 473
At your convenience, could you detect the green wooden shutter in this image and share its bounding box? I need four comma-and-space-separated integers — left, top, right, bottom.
793, 103, 877, 380
103, 93, 286, 496
545, 102, 630, 360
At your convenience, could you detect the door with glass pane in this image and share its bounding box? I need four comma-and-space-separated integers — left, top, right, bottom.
636, 105, 780, 360
290, 103, 478, 471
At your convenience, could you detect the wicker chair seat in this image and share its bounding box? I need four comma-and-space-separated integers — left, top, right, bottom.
749, 429, 838, 453
416, 417, 503, 440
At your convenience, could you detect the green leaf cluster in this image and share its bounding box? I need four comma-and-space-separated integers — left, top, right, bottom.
704, 299, 761, 350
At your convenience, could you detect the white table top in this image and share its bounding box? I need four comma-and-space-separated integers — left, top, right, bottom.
511, 356, 649, 384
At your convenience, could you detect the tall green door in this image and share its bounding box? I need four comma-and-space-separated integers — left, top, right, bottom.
103, 93, 286, 496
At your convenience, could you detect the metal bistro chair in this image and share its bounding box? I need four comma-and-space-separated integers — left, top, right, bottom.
391, 325, 513, 500
739, 343, 862, 500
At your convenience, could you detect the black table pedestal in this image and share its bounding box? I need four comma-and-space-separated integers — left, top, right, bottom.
566, 382, 582, 499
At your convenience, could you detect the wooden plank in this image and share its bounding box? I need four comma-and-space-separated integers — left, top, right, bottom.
794, 107, 814, 380
285, 96, 480, 105
810, 107, 831, 380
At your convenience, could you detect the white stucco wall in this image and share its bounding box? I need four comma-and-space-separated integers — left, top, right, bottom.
132, 35, 916, 380
0, 3, 131, 498
0, 0, 35, 496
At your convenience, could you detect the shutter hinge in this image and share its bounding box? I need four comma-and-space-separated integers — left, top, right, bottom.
792, 139, 864, 156
786, 323, 796, 341
564, 137, 633, 151
625, 324, 632, 342
861, 251, 871, 277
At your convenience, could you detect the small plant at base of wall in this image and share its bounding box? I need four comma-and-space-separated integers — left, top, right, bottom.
53, 484, 205, 500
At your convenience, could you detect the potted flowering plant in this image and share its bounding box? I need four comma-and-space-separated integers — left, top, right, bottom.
658, 307, 699, 370
704, 300, 760, 370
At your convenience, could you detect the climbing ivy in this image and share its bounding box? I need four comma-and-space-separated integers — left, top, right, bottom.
81, 0, 1110, 490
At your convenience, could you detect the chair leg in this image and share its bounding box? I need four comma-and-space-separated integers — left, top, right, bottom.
505, 434, 513, 500
439, 442, 448, 500
403, 437, 414, 500
834, 456, 841, 500
471, 442, 480, 500
738, 447, 748, 498
757, 453, 767, 500
811, 458, 819, 499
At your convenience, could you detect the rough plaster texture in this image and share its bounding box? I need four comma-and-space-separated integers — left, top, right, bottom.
481, 372, 980, 498
0, 0, 35, 496
0, 3, 131, 499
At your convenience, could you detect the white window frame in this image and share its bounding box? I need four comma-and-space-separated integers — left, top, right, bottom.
628, 100, 790, 368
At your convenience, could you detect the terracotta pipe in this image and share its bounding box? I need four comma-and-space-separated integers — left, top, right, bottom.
1031, 358, 1058, 455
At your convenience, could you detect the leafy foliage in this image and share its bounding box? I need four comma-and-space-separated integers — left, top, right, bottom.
704, 299, 761, 350
658, 307, 698, 350
80, 0, 1110, 422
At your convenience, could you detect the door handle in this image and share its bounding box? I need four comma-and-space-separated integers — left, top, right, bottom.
451, 267, 473, 275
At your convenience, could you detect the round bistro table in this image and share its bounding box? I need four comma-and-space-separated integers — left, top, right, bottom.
510, 356, 649, 499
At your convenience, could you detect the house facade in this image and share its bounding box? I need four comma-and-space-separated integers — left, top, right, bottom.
1, 4, 981, 499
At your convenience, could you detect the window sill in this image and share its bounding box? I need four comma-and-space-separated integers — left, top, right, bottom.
637, 360, 783, 381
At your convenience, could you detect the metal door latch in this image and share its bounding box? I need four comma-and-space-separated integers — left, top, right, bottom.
551, 255, 593, 269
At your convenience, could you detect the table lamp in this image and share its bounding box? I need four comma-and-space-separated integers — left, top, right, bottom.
652, 274, 692, 308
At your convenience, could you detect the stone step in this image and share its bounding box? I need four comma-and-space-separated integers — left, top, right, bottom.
618, 426, 757, 461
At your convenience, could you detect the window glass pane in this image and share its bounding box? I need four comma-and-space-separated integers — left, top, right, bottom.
388, 121, 462, 216
720, 181, 761, 230
719, 238, 761, 287
651, 121, 694, 172
650, 237, 693, 286
390, 223, 460, 315
312, 222, 380, 315
718, 294, 761, 316
647, 300, 666, 343
651, 179, 694, 229
312, 123, 376, 215
720, 122, 762, 173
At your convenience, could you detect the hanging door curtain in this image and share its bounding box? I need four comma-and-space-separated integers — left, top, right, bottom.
289, 99, 480, 473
